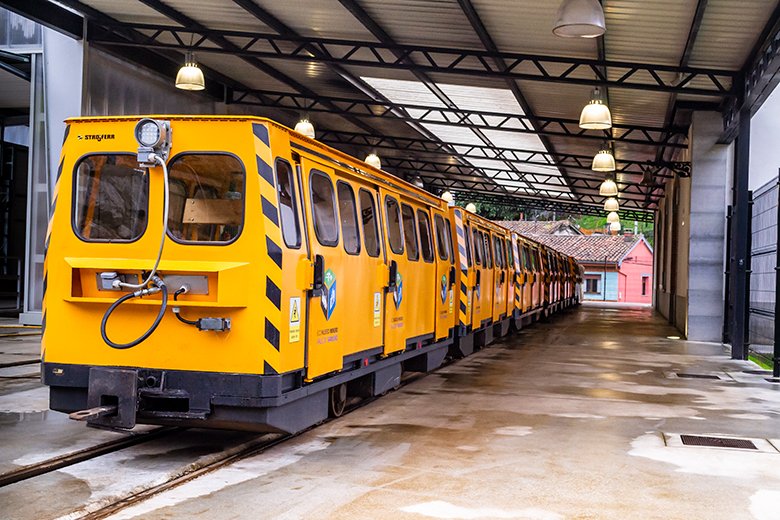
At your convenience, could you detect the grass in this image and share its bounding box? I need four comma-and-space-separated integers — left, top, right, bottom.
749, 353, 774, 371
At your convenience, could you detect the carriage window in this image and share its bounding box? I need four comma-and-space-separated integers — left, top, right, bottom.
275, 159, 300, 248
417, 210, 434, 263
166, 153, 245, 244
522, 245, 531, 270
529, 249, 537, 270
74, 154, 148, 242
493, 236, 503, 268
472, 228, 481, 265
506, 239, 513, 267
337, 181, 360, 255
359, 189, 380, 257
434, 215, 450, 262
310, 170, 339, 247
483, 232, 493, 268
402, 204, 419, 261
385, 196, 403, 254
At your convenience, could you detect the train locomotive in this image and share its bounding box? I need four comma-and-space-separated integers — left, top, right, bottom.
42, 115, 582, 433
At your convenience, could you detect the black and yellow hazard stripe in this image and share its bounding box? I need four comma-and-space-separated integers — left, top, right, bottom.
453, 209, 470, 328
511, 235, 521, 312
253, 123, 284, 375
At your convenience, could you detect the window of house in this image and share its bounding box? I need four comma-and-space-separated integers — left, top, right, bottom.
310, 170, 339, 247
401, 203, 419, 261
337, 181, 360, 255
359, 189, 380, 257
167, 153, 245, 244
385, 196, 404, 254
642, 275, 649, 296
417, 210, 434, 262
74, 154, 148, 242
275, 159, 300, 248
585, 277, 600, 294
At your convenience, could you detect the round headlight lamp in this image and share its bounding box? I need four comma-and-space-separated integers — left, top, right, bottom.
135, 119, 166, 148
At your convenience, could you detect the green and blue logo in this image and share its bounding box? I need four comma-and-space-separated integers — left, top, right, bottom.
321, 268, 337, 320
393, 272, 403, 309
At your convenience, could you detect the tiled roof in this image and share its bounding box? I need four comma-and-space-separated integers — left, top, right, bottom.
494, 220, 582, 235
529, 235, 641, 264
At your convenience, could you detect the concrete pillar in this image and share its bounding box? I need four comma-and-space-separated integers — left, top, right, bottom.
686, 111, 732, 342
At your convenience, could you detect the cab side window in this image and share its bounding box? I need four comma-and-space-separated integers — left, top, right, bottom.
310, 170, 338, 247
275, 159, 301, 249
464, 224, 473, 267
401, 203, 419, 261
359, 189, 380, 257
337, 181, 360, 255
434, 214, 450, 262
472, 228, 481, 265
417, 210, 434, 263
385, 196, 404, 254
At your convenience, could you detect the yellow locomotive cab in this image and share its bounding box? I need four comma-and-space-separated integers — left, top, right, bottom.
43, 115, 581, 433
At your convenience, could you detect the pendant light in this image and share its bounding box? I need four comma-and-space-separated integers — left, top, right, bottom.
607, 211, 620, 224
599, 178, 618, 197
553, 0, 606, 38
441, 191, 454, 205
604, 197, 619, 212
412, 176, 425, 189
579, 87, 612, 129
175, 52, 205, 91
610, 221, 621, 233
365, 153, 382, 169
294, 118, 315, 139
465, 203, 477, 213
592, 144, 616, 172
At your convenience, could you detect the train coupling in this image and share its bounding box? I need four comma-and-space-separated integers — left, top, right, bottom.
69, 405, 117, 422
70, 367, 139, 430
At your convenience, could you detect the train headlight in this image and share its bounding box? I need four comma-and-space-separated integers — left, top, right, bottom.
134, 118, 172, 166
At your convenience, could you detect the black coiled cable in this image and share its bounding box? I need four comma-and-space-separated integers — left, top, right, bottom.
100, 283, 168, 350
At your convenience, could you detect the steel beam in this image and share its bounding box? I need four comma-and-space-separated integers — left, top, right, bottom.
85, 20, 737, 97
730, 105, 751, 360
0, 0, 84, 39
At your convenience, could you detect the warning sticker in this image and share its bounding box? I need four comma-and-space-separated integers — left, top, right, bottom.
289, 297, 301, 343
373, 292, 381, 327
449, 289, 454, 315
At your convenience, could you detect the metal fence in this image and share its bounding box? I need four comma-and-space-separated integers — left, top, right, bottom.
749, 179, 777, 358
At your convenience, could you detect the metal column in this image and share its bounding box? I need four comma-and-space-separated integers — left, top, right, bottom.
730, 106, 751, 360
773, 176, 780, 377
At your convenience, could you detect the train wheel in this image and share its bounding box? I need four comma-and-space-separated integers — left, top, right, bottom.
329, 383, 347, 417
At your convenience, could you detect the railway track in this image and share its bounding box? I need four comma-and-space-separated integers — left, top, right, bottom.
0, 426, 181, 488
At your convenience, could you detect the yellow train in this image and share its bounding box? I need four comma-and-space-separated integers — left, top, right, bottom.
42, 115, 581, 433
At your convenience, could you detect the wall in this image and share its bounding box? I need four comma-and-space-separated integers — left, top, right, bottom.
582, 268, 619, 301
750, 83, 780, 190
619, 239, 654, 304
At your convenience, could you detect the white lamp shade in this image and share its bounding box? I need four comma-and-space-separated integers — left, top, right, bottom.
607, 211, 620, 224
579, 100, 612, 130
599, 178, 619, 197
553, 0, 606, 38
604, 197, 620, 212
294, 119, 315, 139
610, 221, 621, 233
465, 203, 477, 213
592, 149, 616, 172
441, 191, 454, 204
175, 63, 205, 91
365, 153, 382, 169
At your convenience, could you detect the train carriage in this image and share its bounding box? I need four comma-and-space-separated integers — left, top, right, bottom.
43, 115, 580, 434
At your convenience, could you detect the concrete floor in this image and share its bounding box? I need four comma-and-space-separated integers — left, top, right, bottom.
3, 307, 780, 519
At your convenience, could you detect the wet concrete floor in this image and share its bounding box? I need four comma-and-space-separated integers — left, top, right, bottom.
3, 307, 780, 519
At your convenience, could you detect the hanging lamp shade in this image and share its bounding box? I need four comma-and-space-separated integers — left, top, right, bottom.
441, 191, 454, 205
294, 119, 315, 139
579, 88, 612, 129
412, 176, 425, 189
552, 0, 606, 38
365, 153, 382, 169
465, 203, 477, 213
604, 197, 620, 212
175, 52, 205, 91
592, 147, 616, 172
607, 211, 620, 224
599, 178, 619, 197
610, 221, 621, 233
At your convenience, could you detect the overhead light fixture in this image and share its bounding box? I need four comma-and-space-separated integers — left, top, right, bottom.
175, 52, 205, 91
604, 197, 619, 212
294, 118, 315, 139
412, 176, 425, 189
599, 178, 618, 197
441, 191, 454, 205
580, 87, 612, 130
607, 211, 620, 224
592, 145, 616, 172
609, 221, 621, 233
465, 203, 477, 213
553, 0, 606, 38
365, 153, 382, 169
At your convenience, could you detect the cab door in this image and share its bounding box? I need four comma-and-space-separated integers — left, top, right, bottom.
379, 188, 409, 355
432, 210, 454, 340
491, 233, 507, 321
470, 225, 485, 329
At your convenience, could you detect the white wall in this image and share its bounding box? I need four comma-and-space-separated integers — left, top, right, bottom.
750, 84, 780, 190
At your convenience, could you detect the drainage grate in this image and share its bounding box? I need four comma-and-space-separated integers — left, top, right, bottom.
676, 373, 721, 380
680, 435, 757, 450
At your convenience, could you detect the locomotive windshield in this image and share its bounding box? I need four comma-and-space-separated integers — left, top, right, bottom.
73, 154, 149, 242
